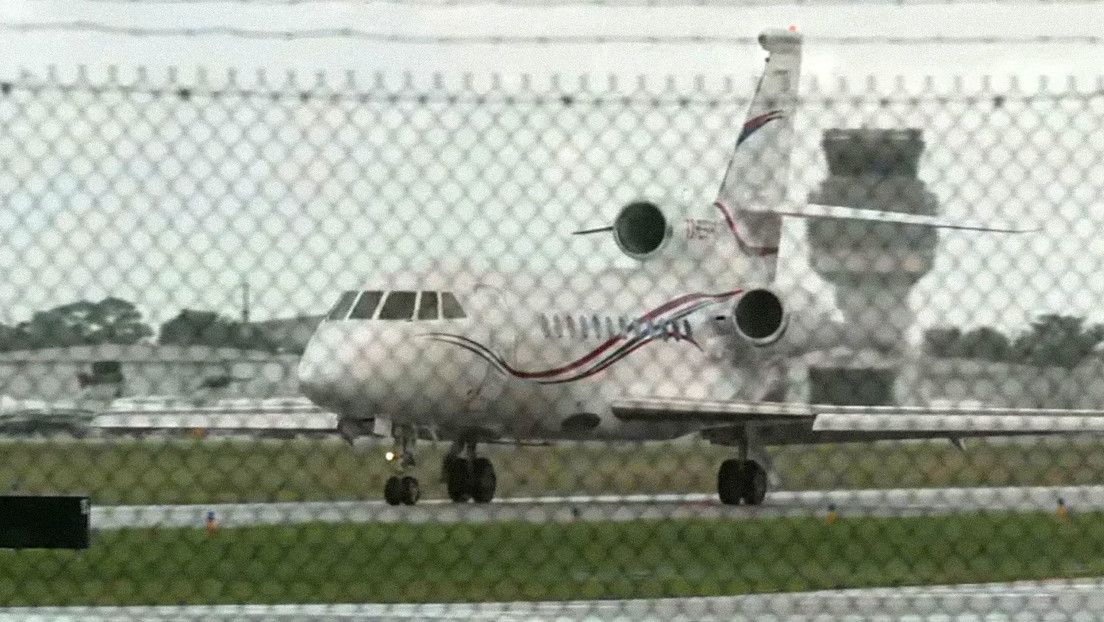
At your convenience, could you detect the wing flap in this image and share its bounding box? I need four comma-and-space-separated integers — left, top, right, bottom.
612, 398, 815, 422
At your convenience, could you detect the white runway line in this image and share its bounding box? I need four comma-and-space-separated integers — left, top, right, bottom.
89, 485, 1104, 529
3, 579, 1104, 621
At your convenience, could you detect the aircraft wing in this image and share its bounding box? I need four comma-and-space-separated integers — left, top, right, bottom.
91, 398, 337, 432
611, 398, 1104, 439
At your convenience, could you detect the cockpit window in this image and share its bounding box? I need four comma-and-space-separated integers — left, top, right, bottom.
441, 292, 466, 319
418, 291, 440, 320
326, 291, 358, 320
378, 291, 417, 320
348, 291, 384, 320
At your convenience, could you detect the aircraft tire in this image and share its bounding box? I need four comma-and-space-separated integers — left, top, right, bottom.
717, 459, 743, 505
400, 476, 421, 505
444, 456, 473, 503
384, 476, 403, 506
471, 458, 497, 504
740, 460, 768, 506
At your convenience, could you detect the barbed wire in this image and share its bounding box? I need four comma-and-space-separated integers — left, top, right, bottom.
2, 75, 1101, 105
1, 22, 1100, 46
19, 0, 1102, 5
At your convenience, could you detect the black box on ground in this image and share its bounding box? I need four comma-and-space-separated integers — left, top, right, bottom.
0, 495, 90, 549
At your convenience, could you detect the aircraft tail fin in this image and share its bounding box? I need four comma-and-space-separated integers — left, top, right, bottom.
713, 29, 803, 270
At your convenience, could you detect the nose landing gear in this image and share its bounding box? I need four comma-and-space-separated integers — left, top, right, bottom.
383, 427, 420, 506
442, 441, 497, 503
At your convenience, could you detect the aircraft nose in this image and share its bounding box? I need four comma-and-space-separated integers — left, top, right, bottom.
297, 325, 352, 407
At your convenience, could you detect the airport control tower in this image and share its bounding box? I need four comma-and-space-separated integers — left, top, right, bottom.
804, 129, 939, 405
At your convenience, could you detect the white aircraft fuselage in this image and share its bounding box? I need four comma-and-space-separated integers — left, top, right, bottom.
298, 260, 778, 443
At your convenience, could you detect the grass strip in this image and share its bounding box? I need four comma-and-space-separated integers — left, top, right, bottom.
0, 437, 1102, 505
0, 512, 1100, 605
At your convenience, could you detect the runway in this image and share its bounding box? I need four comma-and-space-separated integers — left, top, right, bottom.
90, 484, 1104, 529
2, 579, 1103, 621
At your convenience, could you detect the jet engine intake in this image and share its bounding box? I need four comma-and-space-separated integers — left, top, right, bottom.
613, 201, 672, 261
731, 288, 788, 347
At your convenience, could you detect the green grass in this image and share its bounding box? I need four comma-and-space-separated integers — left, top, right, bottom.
0, 512, 1102, 605
1, 437, 1103, 504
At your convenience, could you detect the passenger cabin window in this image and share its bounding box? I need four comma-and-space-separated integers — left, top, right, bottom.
348, 291, 384, 320
378, 291, 417, 320
417, 291, 440, 320
441, 293, 466, 319
326, 291, 358, 320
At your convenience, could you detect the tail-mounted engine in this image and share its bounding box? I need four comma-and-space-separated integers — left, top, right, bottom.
612, 201, 674, 261
731, 288, 788, 347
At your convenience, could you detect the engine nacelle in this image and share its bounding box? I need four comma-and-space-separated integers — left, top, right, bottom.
731, 288, 788, 347
613, 201, 675, 261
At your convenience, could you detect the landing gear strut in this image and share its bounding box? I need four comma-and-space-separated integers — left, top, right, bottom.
383, 427, 420, 506
442, 441, 497, 503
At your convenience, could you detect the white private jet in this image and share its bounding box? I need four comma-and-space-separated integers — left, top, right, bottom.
296, 29, 1104, 506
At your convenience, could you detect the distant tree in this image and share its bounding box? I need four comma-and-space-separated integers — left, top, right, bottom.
957, 326, 1011, 362
1011, 314, 1104, 368
0, 323, 29, 352
159, 309, 277, 351
15, 298, 153, 349
922, 327, 962, 358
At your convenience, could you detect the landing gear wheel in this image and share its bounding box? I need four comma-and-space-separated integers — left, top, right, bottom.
444, 456, 473, 503
471, 457, 497, 504
717, 459, 768, 506
717, 459, 742, 506
400, 476, 420, 505
740, 460, 768, 506
384, 476, 403, 506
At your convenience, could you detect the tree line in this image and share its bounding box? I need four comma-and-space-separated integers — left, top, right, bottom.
923, 314, 1104, 368
0, 298, 283, 353
1, 299, 1100, 368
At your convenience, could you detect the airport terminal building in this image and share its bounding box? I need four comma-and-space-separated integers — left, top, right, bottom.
0, 344, 301, 401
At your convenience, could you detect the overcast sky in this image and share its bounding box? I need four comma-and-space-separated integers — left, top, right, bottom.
0, 0, 1101, 338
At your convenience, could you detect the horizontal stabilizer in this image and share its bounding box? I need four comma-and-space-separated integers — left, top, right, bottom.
763, 202, 1035, 233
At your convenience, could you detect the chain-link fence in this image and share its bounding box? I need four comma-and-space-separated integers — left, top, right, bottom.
1, 48, 1104, 619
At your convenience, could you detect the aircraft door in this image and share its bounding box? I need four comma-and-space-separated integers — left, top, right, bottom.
465, 284, 515, 412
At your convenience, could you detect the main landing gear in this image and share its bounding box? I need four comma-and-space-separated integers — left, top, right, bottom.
717, 459, 767, 506
442, 441, 497, 504
383, 427, 420, 506
716, 430, 769, 506
381, 431, 497, 506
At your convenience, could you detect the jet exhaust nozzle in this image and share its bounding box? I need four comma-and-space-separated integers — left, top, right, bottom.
731, 288, 788, 347
612, 201, 673, 261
